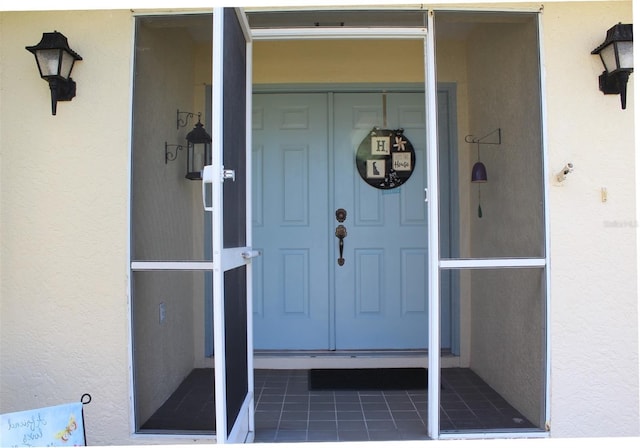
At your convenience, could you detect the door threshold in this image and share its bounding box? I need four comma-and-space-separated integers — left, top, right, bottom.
254, 349, 460, 369
255, 349, 445, 357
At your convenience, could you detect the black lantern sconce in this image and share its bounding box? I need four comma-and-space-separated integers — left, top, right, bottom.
165, 112, 212, 180
26, 31, 83, 116
465, 128, 501, 218
591, 23, 634, 109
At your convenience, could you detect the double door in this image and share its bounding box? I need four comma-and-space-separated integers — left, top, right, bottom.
252, 91, 451, 350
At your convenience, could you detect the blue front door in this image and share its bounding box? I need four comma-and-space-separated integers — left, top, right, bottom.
252, 90, 450, 351
252, 93, 331, 349
332, 92, 428, 349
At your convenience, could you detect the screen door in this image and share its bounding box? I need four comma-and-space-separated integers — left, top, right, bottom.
207, 7, 255, 444
130, 7, 255, 444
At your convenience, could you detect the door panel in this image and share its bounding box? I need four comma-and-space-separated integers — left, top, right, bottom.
252, 90, 452, 351
252, 93, 330, 349
333, 92, 429, 350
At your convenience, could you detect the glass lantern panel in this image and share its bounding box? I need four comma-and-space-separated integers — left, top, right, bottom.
616, 41, 634, 70
60, 51, 76, 79
600, 44, 617, 73
35, 49, 62, 77
187, 142, 207, 180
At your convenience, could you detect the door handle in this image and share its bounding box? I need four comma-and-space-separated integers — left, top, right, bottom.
335, 224, 347, 266
202, 165, 213, 212
241, 250, 262, 259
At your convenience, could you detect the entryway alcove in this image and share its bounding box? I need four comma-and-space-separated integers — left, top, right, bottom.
128, 7, 548, 442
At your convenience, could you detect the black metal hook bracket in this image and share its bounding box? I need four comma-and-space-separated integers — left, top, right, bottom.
177, 109, 200, 129
464, 128, 502, 146
165, 142, 186, 164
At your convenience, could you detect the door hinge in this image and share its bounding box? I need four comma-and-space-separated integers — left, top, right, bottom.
424, 188, 429, 202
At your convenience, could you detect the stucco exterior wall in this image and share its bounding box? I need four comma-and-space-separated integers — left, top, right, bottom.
0, 2, 638, 445
543, 0, 638, 436
0, 9, 138, 446
254, 40, 425, 84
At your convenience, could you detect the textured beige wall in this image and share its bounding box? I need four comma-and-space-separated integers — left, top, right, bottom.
0, 9, 212, 446
462, 13, 545, 426
254, 40, 425, 84
466, 17, 544, 259
543, 1, 638, 436
0, 9, 137, 446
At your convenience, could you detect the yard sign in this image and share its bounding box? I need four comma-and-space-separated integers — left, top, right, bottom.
1, 401, 85, 447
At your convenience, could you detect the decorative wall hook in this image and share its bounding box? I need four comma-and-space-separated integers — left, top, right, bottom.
177, 109, 198, 129
165, 142, 184, 164
464, 128, 502, 146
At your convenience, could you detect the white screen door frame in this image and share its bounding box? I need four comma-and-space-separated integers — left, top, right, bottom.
208, 7, 255, 444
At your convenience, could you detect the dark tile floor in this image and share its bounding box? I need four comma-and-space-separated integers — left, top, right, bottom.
140, 368, 538, 441
254, 368, 537, 442
140, 368, 216, 433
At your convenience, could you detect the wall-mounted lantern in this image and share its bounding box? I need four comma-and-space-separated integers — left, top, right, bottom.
165, 113, 212, 180
26, 31, 83, 116
591, 23, 634, 109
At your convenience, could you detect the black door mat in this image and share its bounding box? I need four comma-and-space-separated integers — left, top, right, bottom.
308, 367, 427, 390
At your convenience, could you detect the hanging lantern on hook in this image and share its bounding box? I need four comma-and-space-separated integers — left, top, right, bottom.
184, 114, 212, 180
164, 112, 212, 180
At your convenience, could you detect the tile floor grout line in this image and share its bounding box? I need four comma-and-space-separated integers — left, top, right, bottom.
382, 391, 398, 430
332, 391, 342, 439
408, 390, 426, 428
275, 371, 288, 440
358, 391, 371, 441
303, 370, 316, 441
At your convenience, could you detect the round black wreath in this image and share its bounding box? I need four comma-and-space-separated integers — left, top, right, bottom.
355, 127, 416, 189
